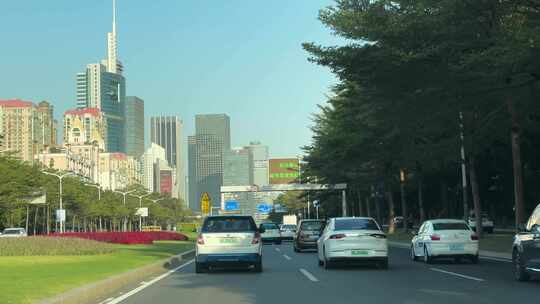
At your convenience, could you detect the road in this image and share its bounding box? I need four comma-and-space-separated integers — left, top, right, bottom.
111, 243, 539, 304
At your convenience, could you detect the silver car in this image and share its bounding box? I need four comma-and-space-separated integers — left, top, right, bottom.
0, 228, 27, 238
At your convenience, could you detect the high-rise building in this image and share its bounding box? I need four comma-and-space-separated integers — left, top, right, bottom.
75, 0, 126, 153
36, 101, 56, 148
0, 99, 54, 161
124, 96, 144, 158
188, 136, 197, 210
141, 143, 175, 196
194, 114, 231, 209
245, 141, 269, 186
223, 148, 251, 186
63, 108, 107, 150
150, 116, 184, 200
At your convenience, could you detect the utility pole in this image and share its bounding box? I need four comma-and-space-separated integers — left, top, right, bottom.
400, 169, 409, 232
114, 189, 136, 231
459, 112, 469, 220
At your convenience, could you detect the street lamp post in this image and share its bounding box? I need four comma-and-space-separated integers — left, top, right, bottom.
129, 193, 152, 231
85, 183, 101, 201
42, 171, 74, 233
114, 189, 136, 231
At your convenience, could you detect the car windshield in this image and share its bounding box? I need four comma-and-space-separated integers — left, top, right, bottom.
261, 223, 279, 230
281, 225, 296, 230
335, 219, 380, 231
3, 229, 22, 235
300, 221, 323, 231
201, 217, 257, 233
433, 223, 470, 231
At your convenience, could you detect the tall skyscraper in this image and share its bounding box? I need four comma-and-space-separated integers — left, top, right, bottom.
150, 116, 184, 200
0, 99, 54, 161
188, 136, 197, 210
75, 0, 126, 153
245, 141, 269, 186
124, 96, 144, 158
63, 108, 107, 150
194, 114, 231, 209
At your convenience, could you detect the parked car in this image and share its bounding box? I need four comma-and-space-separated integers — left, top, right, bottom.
513, 203, 540, 281
411, 219, 479, 264
468, 213, 494, 233
280, 224, 297, 241
259, 222, 281, 244
0, 228, 27, 238
195, 215, 263, 273
317, 217, 388, 269
393, 216, 414, 229
293, 219, 324, 252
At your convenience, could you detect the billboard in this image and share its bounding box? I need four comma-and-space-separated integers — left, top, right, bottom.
269, 158, 299, 184
159, 170, 173, 195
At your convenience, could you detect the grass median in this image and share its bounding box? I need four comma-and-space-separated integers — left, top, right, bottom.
0, 240, 194, 304
387, 231, 513, 254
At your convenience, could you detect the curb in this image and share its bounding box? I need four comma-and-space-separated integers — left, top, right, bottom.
36, 249, 195, 304
388, 241, 512, 262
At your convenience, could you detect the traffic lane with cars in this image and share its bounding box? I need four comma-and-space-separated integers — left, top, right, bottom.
117, 244, 539, 304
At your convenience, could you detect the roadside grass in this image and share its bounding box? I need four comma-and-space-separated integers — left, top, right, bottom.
179, 229, 198, 241
387, 231, 513, 254
0, 240, 194, 304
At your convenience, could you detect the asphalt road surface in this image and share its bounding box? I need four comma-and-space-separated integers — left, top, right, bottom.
112, 243, 539, 304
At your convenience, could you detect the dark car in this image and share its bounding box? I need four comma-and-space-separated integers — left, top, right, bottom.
294, 219, 325, 252
513, 203, 540, 281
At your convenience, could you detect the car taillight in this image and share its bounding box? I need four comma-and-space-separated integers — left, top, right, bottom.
329, 234, 346, 240
370, 233, 387, 239
197, 235, 205, 245
252, 232, 261, 244
471, 234, 479, 241
430, 234, 441, 241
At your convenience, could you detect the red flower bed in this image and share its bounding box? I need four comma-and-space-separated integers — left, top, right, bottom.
48, 231, 188, 245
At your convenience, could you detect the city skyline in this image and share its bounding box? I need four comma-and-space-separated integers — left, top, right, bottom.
0, 0, 340, 157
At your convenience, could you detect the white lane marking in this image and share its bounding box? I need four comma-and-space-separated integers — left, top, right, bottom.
105, 259, 195, 304
429, 268, 485, 282
275, 247, 281, 252
299, 268, 319, 282
283, 254, 292, 260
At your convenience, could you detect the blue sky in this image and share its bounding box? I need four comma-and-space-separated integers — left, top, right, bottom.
0, 0, 341, 158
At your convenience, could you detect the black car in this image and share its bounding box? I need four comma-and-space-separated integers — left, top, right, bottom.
513, 203, 540, 281
293, 219, 325, 252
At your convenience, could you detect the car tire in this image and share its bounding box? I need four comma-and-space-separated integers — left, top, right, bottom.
379, 259, 389, 270
513, 250, 530, 282
411, 245, 418, 261
318, 258, 324, 267
254, 261, 263, 273
424, 246, 433, 264
195, 262, 206, 274
323, 248, 333, 270
487, 228, 494, 234
470, 255, 479, 264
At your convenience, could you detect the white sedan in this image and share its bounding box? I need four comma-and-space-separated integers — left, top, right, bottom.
0, 228, 27, 238
411, 219, 479, 264
317, 217, 388, 269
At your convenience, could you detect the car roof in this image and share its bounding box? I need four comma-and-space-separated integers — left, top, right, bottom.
427, 219, 467, 224
333, 217, 376, 221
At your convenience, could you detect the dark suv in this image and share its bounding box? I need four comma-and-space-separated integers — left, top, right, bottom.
513, 203, 540, 281
293, 219, 325, 252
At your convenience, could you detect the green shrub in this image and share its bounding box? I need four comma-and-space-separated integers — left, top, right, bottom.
0, 237, 115, 256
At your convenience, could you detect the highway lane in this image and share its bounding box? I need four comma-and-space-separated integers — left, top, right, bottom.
115, 242, 539, 304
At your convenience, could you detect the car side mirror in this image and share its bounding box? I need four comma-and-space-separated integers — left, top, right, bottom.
259, 227, 266, 234
411, 230, 418, 236
517, 223, 527, 233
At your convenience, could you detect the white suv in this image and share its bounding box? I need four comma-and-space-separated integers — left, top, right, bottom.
196, 216, 263, 273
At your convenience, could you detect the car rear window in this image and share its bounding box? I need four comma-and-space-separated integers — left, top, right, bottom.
334, 219, 380, 231
261, 223, 279, 229
202, 217, 257, 233
281, 225, 296, 230
300, 221, 323, 231
433, 222, 470, 230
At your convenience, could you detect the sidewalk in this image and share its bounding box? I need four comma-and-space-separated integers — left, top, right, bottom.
388, 241, 512, 261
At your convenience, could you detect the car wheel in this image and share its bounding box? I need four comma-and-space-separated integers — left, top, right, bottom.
318, 258, 324, 267
293, 244, 300, 252
470, 255, 479, 264
379, 258, 389, 270
513, 250, 530, 282
411, 245, 418, 261
195, 262, 206, 274
454, 256, 462, 264
254, 261, 263, 273
323, 248, 333, 270
488, 228, 494, 234
424, 246, 433, 264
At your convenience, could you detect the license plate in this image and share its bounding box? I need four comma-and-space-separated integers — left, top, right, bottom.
220, 238, 239, 244
449, 244, 464, 251
351, 250, 369, 256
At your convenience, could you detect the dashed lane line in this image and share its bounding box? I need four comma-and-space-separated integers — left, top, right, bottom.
429, 268, 485, 282
299, 268, 319, 282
